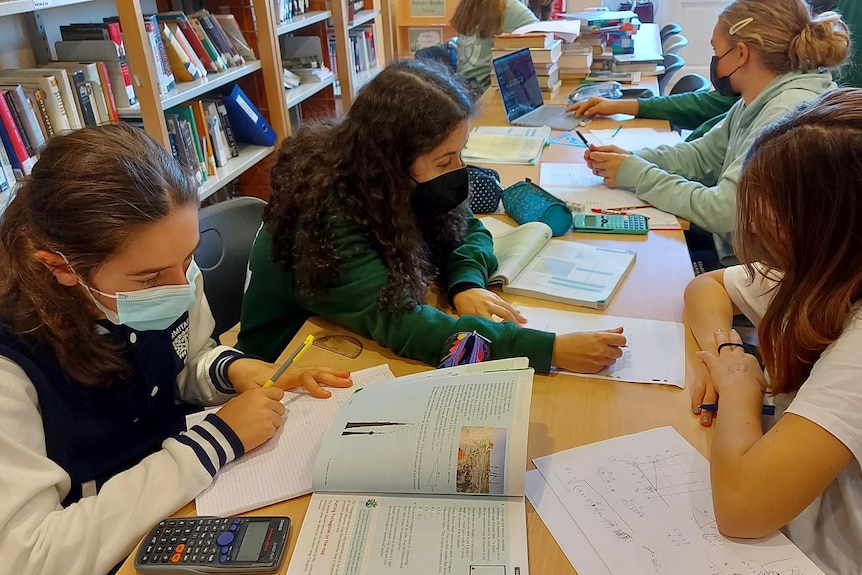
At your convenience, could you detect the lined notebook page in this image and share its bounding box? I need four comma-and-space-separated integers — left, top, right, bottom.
189, 364, 396, 516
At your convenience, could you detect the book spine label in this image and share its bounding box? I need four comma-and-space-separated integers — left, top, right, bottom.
33, 89, 55, 139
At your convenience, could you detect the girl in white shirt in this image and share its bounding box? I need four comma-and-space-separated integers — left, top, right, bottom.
684, 87, 862, 575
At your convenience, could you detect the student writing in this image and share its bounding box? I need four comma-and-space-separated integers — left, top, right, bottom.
584, 0, 850, 267
685, 88, 862, 575
0, 125, 351, 575
238, 60, 627, 376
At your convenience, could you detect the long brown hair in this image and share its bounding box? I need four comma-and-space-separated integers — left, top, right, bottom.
718, 0, 850, 74
0, 124, 198, 387
451, 0, 506, 38
736, 87, 862, 394
267, 59, 474, 312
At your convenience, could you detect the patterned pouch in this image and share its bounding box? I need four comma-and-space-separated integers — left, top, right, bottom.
467, 165, 503, 214
438, 331, 492, 368
502, 178, 573, 236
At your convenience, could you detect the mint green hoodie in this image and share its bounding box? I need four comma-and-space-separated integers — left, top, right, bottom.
615, 70, 836, 263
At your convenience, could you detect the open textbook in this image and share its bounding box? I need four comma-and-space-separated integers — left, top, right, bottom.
483, 219, 635, 309
287, 360, 534, 575
528, 427, 825, 575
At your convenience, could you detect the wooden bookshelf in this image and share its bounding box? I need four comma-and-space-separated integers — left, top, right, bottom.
393, 0, 457, 58
0, 0, 394, 205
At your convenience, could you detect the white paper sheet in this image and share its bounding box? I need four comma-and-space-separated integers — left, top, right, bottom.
539, 163, 681, 230
532, 427, 826, 575
589, 127, 684, 150
189, 364, 396, 516
525, 469, 612, 575
517, 305, 685, 387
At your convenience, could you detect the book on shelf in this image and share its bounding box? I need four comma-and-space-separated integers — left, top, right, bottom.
583, 70, 641, 83
191, 9, 244, 68
155, 12, 220, 74
44, 62, 113, 126
213, 15, 256, 62
0, 91, 37, 178
282, 68, 302, 89
54, 40, 137, 108
0, 85, 46, 155
488, 221, 636, 309
0, 71, 71, 135
285, 362, 533, 575
162, 23, 205, 82
0, 143, 14, 194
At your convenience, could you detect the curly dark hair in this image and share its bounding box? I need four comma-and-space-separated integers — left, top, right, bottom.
267, 59, 475, 311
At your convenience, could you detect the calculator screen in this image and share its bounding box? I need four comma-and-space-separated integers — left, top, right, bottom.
584, 215, 597, 226
236, 522, 268, 561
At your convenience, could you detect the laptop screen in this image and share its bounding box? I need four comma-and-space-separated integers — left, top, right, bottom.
492, 48, 545, 123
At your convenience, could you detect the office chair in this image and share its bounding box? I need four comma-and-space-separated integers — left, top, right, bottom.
658, 53, 685, 95
669, 73, 711, 96
196, 196, 267, 339
662, 34, 689, 56
659, 23, 682, 42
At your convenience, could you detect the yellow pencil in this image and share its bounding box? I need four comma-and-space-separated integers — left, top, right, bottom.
263, 335, 315, 388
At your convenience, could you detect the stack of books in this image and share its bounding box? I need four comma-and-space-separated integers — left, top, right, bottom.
612, 53, 664, 75
490, 34, 563, 93
281, 36, 336, 91
558, 43, 593, 81
562, 9, 640, 73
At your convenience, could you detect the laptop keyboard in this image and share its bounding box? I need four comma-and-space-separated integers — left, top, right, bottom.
519, 106, 564, 125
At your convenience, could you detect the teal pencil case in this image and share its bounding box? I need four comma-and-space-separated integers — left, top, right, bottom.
502, 178, 573, 236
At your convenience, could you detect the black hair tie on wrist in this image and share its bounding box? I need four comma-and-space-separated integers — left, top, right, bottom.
717, 342, 746, 354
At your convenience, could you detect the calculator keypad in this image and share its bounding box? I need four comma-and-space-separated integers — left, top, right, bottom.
138, 518, 242, 566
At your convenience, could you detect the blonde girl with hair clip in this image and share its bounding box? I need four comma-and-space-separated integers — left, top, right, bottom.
583, 0, 850, 269
451, 0, 537, 91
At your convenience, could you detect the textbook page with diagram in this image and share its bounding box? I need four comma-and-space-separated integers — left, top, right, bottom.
483, 219, 636, 309
287, 367, 534, 575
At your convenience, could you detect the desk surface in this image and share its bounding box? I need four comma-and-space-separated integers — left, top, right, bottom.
119, 75, 703, 575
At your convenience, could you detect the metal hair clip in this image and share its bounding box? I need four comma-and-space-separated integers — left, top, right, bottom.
729, 17, 754, 35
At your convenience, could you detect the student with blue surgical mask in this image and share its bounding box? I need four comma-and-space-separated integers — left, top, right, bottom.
0, 124, 352, 575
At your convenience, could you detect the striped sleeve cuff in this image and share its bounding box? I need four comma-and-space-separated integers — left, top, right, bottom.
209, 349, 244, 394
176, 413, 245, 477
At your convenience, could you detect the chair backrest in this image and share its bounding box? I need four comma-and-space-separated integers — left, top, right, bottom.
662, 34, 689, 55
660, 23, 682, 42
669, 73, 711, 96
196, 196, 267, 339
658, 53, 686, 95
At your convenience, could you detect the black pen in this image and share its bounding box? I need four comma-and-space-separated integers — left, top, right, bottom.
574, 129, 591, 147
697, 403, 776, 416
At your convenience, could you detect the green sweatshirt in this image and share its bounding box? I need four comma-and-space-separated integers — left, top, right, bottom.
237, 214, 556, 373
616, 70, 836, 264
637, 91, 738, 142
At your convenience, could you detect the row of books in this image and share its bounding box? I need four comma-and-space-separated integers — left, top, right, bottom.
348, 25, 377, 74
165, 83, 276, 187
276, 0, 313, 24
0, 63, 121, 179
491, 35, 564, 92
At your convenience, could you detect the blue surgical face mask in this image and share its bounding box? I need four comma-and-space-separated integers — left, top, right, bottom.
60, 253, 198, 331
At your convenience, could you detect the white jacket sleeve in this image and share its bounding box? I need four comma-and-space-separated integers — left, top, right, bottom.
175, 268, 245, 407
0, 358, 245, 575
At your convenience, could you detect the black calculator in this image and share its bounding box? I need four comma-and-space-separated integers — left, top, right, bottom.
134, 516, 290, 573
573, 213, 649, 235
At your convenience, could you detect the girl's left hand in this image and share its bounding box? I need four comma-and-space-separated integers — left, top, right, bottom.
453, 288, 526, 325
696, 329, 766, 396
587, 151, 630, 187
228, 358, 352, 398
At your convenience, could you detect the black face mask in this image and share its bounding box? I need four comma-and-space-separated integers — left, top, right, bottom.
411, 166, 469, 213
710, 46, 742, 98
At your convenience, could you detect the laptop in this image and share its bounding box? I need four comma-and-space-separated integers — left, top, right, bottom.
492, 48, 581, 131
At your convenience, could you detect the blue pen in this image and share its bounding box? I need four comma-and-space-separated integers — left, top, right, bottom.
611, 125, 622, 138
698, 403, 776, 416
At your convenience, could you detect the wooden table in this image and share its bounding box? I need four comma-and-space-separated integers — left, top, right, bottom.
119, 78, 705, 575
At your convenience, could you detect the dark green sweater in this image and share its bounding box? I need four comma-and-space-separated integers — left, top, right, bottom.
637, 91, 738, 141
237, 214, 556, 373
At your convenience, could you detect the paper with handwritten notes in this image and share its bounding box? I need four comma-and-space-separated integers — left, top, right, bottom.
531, 427, 825, 575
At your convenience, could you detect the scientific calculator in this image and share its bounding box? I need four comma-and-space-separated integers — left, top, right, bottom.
134, 516, 290, 573
573, 213, 649, 235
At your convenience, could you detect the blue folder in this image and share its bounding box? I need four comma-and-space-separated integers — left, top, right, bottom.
221, 84, 277, 147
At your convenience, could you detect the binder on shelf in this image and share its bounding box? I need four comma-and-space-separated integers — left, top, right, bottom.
221, 84, 276, 146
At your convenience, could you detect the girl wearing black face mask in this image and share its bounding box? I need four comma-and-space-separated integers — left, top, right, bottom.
238, 60, 629, 376
584, 0, 850, 271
